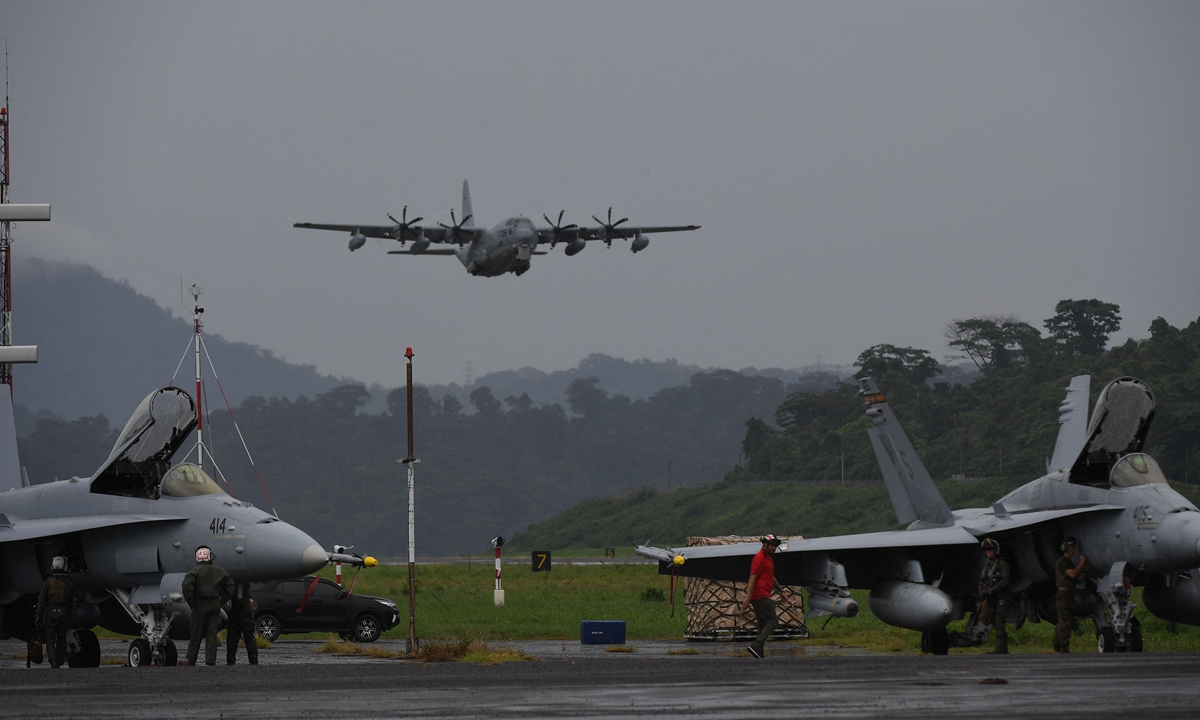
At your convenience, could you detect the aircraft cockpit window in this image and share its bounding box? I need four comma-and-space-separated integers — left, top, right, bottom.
505, 218, 519, 227
160, 463, 227, 498
516, 217, 533, 228
1110, 453, 1168, 488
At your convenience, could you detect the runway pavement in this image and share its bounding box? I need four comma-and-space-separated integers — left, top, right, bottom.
1, 638, 1198, 718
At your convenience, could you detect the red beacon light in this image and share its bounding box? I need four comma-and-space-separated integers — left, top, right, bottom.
404, 346, 414, 359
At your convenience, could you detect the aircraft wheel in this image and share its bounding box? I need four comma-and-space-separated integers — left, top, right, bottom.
353, 613, 381, 643
1130, 617, 1143, 652
160, 639, 178, 666
256, 613, 281, 642
1097, 626, 1116, 653
128, 638, 153, 667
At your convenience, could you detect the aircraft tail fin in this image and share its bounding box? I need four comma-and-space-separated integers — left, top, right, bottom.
859, 377, 954, 527
0, 389, 22, 492
1048, 375, 1090, 474
462, 180, 475, 227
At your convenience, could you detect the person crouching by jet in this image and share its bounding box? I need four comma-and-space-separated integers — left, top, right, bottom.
181, 546, 234, 666
1053, 536, 1089, 653
740, 534, 791, 658
978, 538, 1012, 654
36, 556, 84, 669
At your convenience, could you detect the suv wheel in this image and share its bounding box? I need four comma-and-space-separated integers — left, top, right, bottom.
353, 613, 381, 643
256, 613, 281, 642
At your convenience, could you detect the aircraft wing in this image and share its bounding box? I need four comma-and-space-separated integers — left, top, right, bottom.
637, 526, 980, 586
0, 513, 187, 544
574, 224, 701, 241
294, 222, 474, 244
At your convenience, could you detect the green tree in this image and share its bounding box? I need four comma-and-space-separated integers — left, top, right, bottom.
945, 315, 1042, 371
741, 417, 778, 459
854, 345, 941, 385
1044, 299, 1121, 357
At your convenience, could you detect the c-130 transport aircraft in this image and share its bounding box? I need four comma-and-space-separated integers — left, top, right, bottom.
294, 180, 701, 277
637, 375, 1200, 653
0, 386, 376, 667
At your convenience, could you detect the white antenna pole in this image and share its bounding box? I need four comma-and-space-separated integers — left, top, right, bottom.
191, 284, 204, 469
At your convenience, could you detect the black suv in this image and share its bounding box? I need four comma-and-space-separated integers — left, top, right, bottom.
250, 577, 400, 643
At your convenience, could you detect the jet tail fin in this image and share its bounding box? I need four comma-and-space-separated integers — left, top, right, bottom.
859, 377, 954, 527
1048, 375, 1090, 474
462, 180, 475, 227
0, 389, 22, 493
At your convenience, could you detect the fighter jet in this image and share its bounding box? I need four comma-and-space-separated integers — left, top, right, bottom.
293, 180, 701, 277
636, 375, 1200, 653
0, 386, 367, 667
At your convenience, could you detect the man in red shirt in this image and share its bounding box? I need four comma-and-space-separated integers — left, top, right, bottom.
740, 534, 791, 658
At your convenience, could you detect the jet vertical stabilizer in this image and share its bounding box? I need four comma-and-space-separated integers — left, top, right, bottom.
859, 377, 953, 527
0, 390, 21, 492
1048, 375, 1091, 474
462, 180, 475, 227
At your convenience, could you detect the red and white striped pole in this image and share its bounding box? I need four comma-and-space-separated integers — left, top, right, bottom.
492, 536, 505, 606
333, 544, 349, 586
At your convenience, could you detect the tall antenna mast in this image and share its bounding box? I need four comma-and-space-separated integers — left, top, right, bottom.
190, 284, 205, 469
1, 43, 14, 387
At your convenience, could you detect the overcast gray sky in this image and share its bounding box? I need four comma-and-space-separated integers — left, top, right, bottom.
3, 1, 1198, 387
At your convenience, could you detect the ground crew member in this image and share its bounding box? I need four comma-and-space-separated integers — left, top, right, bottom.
35, 556, 83, 669
182, 546, 234, 666
978, 537, 1012, 654
225, 581, 259, 665
1053, 536, 1089, 653
739, 534, 791, 658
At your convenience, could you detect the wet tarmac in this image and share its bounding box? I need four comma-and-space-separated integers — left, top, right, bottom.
2, 638, 1198, 718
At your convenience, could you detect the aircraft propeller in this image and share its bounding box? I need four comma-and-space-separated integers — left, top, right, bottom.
592, 207, 629, 248
438, 209, 473, 247
386, 206, 424, 246
543, 210, 579, 249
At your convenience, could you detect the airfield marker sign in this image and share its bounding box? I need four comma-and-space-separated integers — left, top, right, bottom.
532, 551, 552, 573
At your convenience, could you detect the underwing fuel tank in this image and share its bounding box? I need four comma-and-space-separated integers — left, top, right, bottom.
868, 580, 953, 632
1143, 572, 1200, 626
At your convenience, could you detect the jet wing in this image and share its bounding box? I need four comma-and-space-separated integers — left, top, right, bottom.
966, 504, 1125, 536
637, 526, 980, 586
0, 513, 187, 544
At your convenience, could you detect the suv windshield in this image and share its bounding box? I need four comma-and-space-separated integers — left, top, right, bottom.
160, 463, 226, 498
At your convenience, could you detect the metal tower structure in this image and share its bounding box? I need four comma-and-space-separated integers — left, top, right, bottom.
1, 92, 12, 387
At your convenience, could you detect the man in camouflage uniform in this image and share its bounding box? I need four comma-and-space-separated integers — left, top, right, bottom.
1053, 536, 1089, 653
35, 556, 83, 669
225, 581, 259, 665
978, 538, 1012, 654
181, 546, 234, 666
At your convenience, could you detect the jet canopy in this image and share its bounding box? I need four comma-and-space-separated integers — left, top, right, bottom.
1110, 453, 1168, 488
160, 463, 226, 498
91, 387, 198, 499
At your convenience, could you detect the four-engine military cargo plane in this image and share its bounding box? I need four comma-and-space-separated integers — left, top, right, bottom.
0, 386, 369, 667
637, 375, 1200, 653
294, 180, 701, 277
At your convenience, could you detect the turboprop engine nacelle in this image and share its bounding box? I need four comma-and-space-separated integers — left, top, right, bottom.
631, 233, 649, 253
564, 238, 586, 256
868, 580, 953, 632
410, 238, 431, 254
808, 591, 859, 618
348, 233, 367, 251
1143, 573, 1200, 626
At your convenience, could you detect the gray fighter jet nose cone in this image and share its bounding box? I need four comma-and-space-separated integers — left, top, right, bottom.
302, 543, 328, 574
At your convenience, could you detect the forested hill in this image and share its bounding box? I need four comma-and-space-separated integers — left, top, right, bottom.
17, 370, 799, 556
12, 258, 352, 424
512, 304, 1200, 550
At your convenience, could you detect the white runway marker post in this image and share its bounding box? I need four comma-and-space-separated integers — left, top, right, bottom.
492, 537, 505, 606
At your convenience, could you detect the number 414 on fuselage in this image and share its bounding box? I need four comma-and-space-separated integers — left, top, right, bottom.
293, 180, 700, 277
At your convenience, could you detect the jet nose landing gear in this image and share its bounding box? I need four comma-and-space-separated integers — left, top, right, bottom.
128, 637, 179, 667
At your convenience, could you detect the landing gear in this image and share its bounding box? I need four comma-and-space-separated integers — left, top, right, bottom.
1094, 562, 1143, 653
921, 627, 950, 655
66, 628, 101, 668
109, 588, 182, 668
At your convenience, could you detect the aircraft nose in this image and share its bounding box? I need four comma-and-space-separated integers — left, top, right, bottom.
247, 520, 329, 580
1155, 512, 1200, 571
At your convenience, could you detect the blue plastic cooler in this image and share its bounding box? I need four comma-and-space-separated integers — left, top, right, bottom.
580, 620, 626, 645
